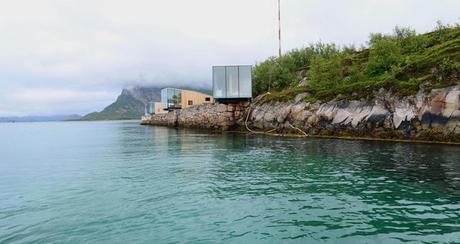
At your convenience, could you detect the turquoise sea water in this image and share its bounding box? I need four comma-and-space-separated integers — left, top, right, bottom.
0, 121, 459, 243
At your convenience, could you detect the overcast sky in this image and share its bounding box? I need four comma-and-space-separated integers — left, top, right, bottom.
0, 0, 459, 116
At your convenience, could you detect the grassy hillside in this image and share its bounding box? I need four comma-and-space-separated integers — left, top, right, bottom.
253, 22, 460, 102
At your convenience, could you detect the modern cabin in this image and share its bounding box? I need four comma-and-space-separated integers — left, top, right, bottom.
160, 88, 213, 110
212, 65, 252, 103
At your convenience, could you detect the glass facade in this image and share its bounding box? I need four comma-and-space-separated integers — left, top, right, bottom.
213, 65, 252, 99
161, 88, 182, 109
226, 66, 239, 98
213, 66, 226, 98
238, 66, 252, 98
148, 102, 155, 114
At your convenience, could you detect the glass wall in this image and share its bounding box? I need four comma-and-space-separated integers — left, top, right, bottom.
161, 88, 182, 109
238, 65, 252, 98
213, 66, 226, 98
226, 66, 239, 98
212, 65, 252, 99
161, 89, 167, 109
148, 102, 155, 114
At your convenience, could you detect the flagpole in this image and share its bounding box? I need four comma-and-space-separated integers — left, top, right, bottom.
278, 0, 282, 57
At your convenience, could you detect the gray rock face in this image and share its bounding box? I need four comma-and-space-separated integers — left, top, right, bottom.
298, 77, 310, 87
141, 102, 248, 130
142, 85, 460, 142
294, 93, 310, 103
243, 85, 460, 142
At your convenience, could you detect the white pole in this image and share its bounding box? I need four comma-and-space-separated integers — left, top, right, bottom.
278, 0, 282, 57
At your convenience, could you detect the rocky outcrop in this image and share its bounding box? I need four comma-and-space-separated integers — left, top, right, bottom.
243, 85, 460, 142
141, 102, 248, 130
142, 85, 460, 143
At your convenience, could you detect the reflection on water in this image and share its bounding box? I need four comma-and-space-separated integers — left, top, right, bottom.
0, 121, 459, 243
211, 135, 460, 196
206, 134, 460, 241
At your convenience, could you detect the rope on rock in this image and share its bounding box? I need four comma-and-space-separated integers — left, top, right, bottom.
245, 106, 269, 134
244, 99, 309, 137
244, 105, 280, 135
287, 122, 309, 137
244, 92, 308, 137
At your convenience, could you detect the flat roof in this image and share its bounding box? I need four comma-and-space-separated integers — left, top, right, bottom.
161, 87, 212, 96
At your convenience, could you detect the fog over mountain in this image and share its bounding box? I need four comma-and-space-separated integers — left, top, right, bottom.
0, 0, 459, 116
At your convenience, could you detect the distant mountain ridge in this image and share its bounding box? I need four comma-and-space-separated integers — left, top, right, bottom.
0, 114, 82, 123
81, 85, 211, 121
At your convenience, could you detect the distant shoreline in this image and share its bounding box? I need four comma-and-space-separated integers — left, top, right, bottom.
0, 119, 140, 123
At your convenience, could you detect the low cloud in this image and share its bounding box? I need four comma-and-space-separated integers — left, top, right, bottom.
0, 0, 459, 116
8, 89, 114, 103
0, 88, 118, 116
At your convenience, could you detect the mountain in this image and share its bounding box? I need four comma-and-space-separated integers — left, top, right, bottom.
80, 85, 211, 121
81, 86, 161, 121
0, 114, 82, 123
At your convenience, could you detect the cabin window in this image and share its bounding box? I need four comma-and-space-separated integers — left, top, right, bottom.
238, 66, 252, 97
188, 100, 193, 106
226, 66, 239, 98
205, 97, 211, 101
213, 66, 226, 98
161, 88, 181, 109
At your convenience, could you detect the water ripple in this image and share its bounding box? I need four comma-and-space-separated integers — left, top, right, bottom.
0, 121, 459, 243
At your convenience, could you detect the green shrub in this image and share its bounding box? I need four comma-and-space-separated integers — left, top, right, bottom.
309, 53, 346, 86
432, 57, 460, 82
365, 34, 402, 76
252, 43, 341, 95
253, 22, 460, 102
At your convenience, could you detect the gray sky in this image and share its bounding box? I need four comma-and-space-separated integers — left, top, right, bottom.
0, 0, 459, 116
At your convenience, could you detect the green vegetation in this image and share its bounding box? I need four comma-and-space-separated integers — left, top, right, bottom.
253, 22, 460, 102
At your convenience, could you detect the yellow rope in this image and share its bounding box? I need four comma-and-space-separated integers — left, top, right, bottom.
244, 104, 308, 137
287, 122, 309, 137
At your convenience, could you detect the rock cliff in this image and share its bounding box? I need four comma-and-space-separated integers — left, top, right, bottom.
141, 85, 460, 143
244, 85, 460, 142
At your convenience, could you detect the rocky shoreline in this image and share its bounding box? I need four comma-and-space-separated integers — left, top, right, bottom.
141, 102, 248, 130
141, 85, 460, 143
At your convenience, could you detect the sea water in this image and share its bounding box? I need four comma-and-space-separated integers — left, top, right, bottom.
0, 121, 459, 243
